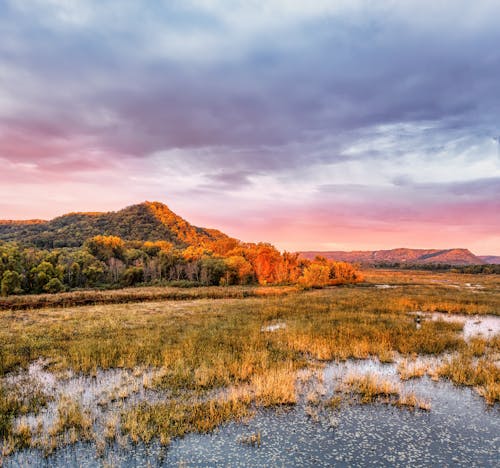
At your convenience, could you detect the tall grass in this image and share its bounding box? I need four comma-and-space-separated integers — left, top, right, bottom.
0, 270, 498, 453
437, 336, 500, 405
0, 285, 297, 311
0, 285, 474, 377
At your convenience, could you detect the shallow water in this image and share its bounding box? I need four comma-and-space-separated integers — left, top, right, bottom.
4, 362, 166, 437
419, 312, 500, 340
261, 322, 286, 332
5, 360, 499, 468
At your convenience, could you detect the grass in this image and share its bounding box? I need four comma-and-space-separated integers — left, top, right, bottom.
122, 394, 251, 444
239, 431, 261, 447
0, 289, 466, 377
340, 373, 430, 410
342, 373, 400, 403
0, 378, 48, 442
363, 269, 500, 316
251, 365, 297, 406
0, 285, 297, 311
49, 396, 93, 441
397, 359, 429, 380
437, 335, 500, 405
0, 269, 498, 455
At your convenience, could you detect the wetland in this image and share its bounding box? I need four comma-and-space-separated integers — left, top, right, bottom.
1, 270, 499, 466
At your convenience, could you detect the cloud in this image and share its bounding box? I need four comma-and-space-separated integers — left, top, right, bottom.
1, 1, 499, 252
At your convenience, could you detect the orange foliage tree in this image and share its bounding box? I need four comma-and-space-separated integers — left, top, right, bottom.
85, 235, 125, 261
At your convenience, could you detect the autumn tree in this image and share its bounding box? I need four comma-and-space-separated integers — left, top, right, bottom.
251, 243, 282, 285
223, 255, 254, 285
85, 235, 125, 262
298, 263, 331, 288
330, 261, 364, 284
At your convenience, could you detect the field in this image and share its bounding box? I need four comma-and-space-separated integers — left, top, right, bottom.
0, 269, 499, 463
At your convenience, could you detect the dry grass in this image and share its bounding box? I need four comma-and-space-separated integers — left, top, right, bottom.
0, 378, 48, 449
397, 359, 429, 380
238, 431, 261, 447
340, 373, 430, 410
396, 393, 431, 411
0, 285, 297, 311
325, 395, 342, 409
438, 348, 500, 405
0, 270, 498, 453
1, 275, 482, 376
251, 366, 297, 406
49, 396, 93, 441
122, 394, 251, 444
342, 373, 400, 403
364, 269, 500, 316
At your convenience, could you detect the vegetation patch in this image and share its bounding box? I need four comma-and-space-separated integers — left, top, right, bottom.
339, 373, 430, 410
437, 336, 500, 405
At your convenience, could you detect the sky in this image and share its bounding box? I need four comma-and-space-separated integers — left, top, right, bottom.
1, 1, 499, 254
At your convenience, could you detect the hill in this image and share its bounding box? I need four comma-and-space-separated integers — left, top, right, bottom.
0, 201, 231, 249
479, 256, 500, 265
300, 248, 485, 266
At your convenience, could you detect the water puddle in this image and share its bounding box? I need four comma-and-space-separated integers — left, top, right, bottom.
4, 358, 498, 467
261, 322, 286, 332
415, 312, 500, 340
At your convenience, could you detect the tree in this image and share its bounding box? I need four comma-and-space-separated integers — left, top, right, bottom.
252, 243, 282, 285
43, 277, 65, 293
298, 263, 330, 288
121, 266, 144, 286
224, 256, 254, 285
330, 261, 364, 284
1, 270, 23, 296
85, 235, 125, 262
200, 257, 227, 285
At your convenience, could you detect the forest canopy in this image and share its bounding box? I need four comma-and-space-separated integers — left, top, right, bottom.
0, 238, 363, 296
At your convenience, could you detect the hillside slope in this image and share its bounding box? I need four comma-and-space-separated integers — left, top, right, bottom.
479, 256, 500, 264
300, 248, 485, 265
0, 202, 231, 249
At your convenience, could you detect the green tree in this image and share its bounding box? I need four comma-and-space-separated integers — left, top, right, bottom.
43, 277, 65, 293
121, 266, 144, 286
1, 270, 23, 296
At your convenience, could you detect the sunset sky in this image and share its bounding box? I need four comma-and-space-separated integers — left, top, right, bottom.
1, 1, 499, 254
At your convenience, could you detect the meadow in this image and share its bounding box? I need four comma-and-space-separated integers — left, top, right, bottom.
0, 269, 499, 460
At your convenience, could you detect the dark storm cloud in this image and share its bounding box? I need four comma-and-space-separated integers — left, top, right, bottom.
2, 0, 500, 174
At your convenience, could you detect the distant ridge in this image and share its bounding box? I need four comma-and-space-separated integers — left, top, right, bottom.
479, 255, 500, 265
0, 201, 232, 249
300, 248, 485, 266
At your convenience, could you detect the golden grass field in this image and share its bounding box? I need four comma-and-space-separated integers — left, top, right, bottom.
0, 269, 499, 456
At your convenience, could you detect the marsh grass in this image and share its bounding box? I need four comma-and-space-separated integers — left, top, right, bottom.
342, 373, 400, 403
122, 395, 251, 444
0, 285, 297, 311
340, 373, 430, 410
0, 377, 49, 450
396, 393, 431, 411
398, 359, 429, 380
49, 396, 93, 442
437, 336, 500, 405
0, 271, 498, 454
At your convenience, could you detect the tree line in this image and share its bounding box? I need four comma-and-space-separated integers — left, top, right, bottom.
0, 236, 363, 296
371, 262, 500, 273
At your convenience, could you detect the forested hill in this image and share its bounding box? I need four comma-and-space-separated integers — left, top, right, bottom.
0, 202, 231, 249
